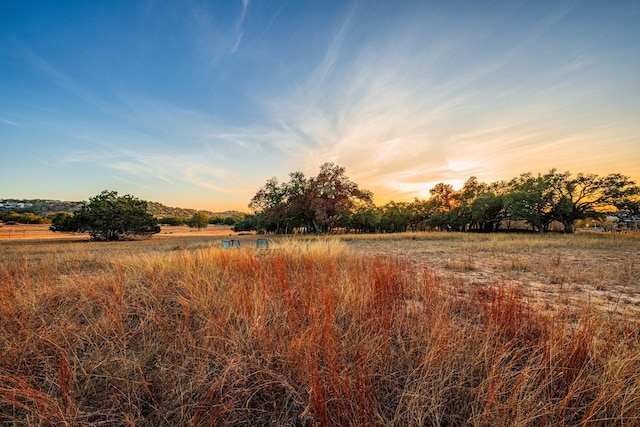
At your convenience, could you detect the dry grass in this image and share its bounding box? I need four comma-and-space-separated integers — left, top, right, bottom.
1, 233, 639, 425
343, 232, 640, 317
0, 224, 239, 241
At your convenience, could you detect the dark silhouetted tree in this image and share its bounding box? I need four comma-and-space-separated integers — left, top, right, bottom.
545, 170, 639, 233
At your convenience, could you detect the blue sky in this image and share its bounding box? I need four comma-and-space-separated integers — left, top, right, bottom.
1, 0, 639, 211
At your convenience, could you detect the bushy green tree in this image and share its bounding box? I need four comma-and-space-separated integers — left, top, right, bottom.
501, 173, 555, 232
208, 216, 237, 226
346, 207, 381, 233
232, 214, 261, 232
50, 190, 160, 241
408, 198, 438, 231
2, 211, 49, 224
187, 212, 209, 230
159, 216, 185, 226
378, 202, 413, 233
469, 192, 504, 232
49, 212, 73, 227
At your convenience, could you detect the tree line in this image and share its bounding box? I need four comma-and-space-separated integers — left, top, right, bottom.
240, 164, 639, 234
37, 164, 640, 240
0, 210, 51, 224
1, 206, 236, 229
158, 214, 236, 227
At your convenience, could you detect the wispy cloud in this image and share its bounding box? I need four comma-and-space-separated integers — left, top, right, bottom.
11, 42, 111, 112
0, 117, 21, 127
4, 1, 636, 210
250, 1, 637, 203
54, 137, 256, 201
232, 0, 250, 52
305, 1, 357, 90
263, 32, 481, 193
44, 93, 286, 204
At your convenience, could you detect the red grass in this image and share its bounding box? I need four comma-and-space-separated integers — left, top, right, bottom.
1, 241, 639, 425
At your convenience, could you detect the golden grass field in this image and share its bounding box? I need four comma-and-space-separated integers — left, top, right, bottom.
0, 224, 240, 240
1, 231, 639, 425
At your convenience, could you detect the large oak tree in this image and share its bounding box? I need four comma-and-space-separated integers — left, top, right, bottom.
249, 163, 373, 234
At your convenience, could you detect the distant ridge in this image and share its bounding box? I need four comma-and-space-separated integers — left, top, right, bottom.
0, 198, 244, 218
146, 201, 244, 219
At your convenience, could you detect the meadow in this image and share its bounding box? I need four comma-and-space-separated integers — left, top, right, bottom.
1, 232, 639, 425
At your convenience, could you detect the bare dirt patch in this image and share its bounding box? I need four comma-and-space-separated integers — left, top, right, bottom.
0, 223, 75, 240
341, 233, 640, 317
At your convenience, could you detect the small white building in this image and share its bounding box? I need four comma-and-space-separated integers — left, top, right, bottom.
0, 201, 33, 209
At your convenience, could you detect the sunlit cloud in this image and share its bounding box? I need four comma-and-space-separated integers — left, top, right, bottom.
2, 1, 638, 209
251, 1, 639, 205
261, 26, 489, 198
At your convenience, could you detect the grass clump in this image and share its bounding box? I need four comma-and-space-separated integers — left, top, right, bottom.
1, 238, 639, 425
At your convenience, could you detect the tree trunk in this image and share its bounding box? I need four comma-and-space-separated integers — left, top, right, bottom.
563, 221, 574, 233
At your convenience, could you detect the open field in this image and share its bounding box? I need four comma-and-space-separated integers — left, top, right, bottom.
0, 224, 239, 240
340, 232, 640, 318
1, 232, 639, 425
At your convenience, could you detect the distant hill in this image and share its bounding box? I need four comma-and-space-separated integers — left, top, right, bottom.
0, 199, 84, 215
146, 202, 244, 219
0, 198, 245, 219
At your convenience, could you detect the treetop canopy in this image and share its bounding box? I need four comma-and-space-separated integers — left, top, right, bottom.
246, 165, 639, 234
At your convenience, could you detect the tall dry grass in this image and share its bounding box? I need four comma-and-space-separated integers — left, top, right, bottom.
342, 232, 640, 317
1, 238, 639, 425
